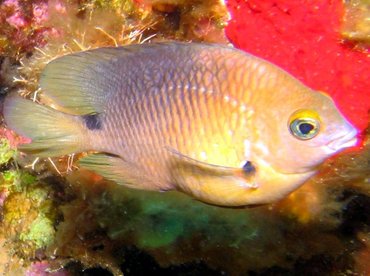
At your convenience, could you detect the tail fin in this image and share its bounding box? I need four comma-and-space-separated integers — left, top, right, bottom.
3, 96, 86, 157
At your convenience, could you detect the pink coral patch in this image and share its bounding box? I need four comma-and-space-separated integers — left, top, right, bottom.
0, 128, 31, 148
33, 2, 49, 25
6, 11, 26, 28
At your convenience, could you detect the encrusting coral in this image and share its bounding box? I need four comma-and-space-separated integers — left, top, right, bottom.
0, 0, 369, 275
341, 0, 370, 48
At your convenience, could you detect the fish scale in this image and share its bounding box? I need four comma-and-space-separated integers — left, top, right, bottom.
98, 65, 238, 182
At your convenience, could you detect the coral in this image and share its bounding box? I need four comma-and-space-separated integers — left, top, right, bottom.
342, 0, 370, 47
0, 165, 59, 272
1, 170, 57, 252
0, 138, 15, 164
0, 0, 49, 58
136, 0, 230, 42
85, 0, 136, 13
354, 231, 370, 275
25, 261, 68, 276
0, 237, 27, 275
19, 199, 55, 249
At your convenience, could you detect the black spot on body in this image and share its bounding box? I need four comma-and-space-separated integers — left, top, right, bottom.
83, 114, 102, 130
242, 161, 256, 174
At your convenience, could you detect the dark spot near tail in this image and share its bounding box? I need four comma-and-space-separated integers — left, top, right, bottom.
83, 113, 102, 130
242, 161, 256, 174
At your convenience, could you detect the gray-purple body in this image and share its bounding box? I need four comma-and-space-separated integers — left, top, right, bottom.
3, 42, 357, 206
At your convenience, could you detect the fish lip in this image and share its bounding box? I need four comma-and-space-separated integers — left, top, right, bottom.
325, 129, 358, 152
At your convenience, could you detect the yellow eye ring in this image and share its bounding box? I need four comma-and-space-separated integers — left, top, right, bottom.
288, 110, 321, 140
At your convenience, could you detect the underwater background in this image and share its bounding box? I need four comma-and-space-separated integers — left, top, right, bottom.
0, 0, 369, 275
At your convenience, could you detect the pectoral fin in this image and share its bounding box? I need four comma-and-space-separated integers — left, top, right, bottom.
79, 153, 147, 189
166, 147, 255, 177
166, 148, 258, 206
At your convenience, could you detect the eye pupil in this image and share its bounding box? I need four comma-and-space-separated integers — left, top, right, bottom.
299, 123, 314, 135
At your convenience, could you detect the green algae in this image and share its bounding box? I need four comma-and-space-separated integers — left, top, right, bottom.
0, 139, 15, 165
1, 170, 37, 193
1, 148, 57, 251
90, 184, 266, 252
20, 213, 55, 249
2, 174, 57, 250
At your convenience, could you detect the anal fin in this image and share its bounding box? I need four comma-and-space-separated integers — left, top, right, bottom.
79, 153, 146, 189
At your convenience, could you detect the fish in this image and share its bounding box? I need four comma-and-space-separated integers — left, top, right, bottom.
3, 42, 358, 207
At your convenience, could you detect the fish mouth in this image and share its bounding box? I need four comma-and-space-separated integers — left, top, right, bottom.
325, 129, 358, 153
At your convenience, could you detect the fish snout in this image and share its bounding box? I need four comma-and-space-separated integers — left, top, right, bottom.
325, 126, 358, 153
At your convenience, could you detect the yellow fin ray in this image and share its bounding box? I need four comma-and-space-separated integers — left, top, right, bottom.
79, 153, 152, 189
3, 95, 85, 157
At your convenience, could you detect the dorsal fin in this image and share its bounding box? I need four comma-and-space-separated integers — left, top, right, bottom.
39, 42, 234, 115
40, 47, 128, 115
39, 43, 180, 114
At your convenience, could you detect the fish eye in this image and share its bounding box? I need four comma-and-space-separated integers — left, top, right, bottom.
288, 110, 321, 140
